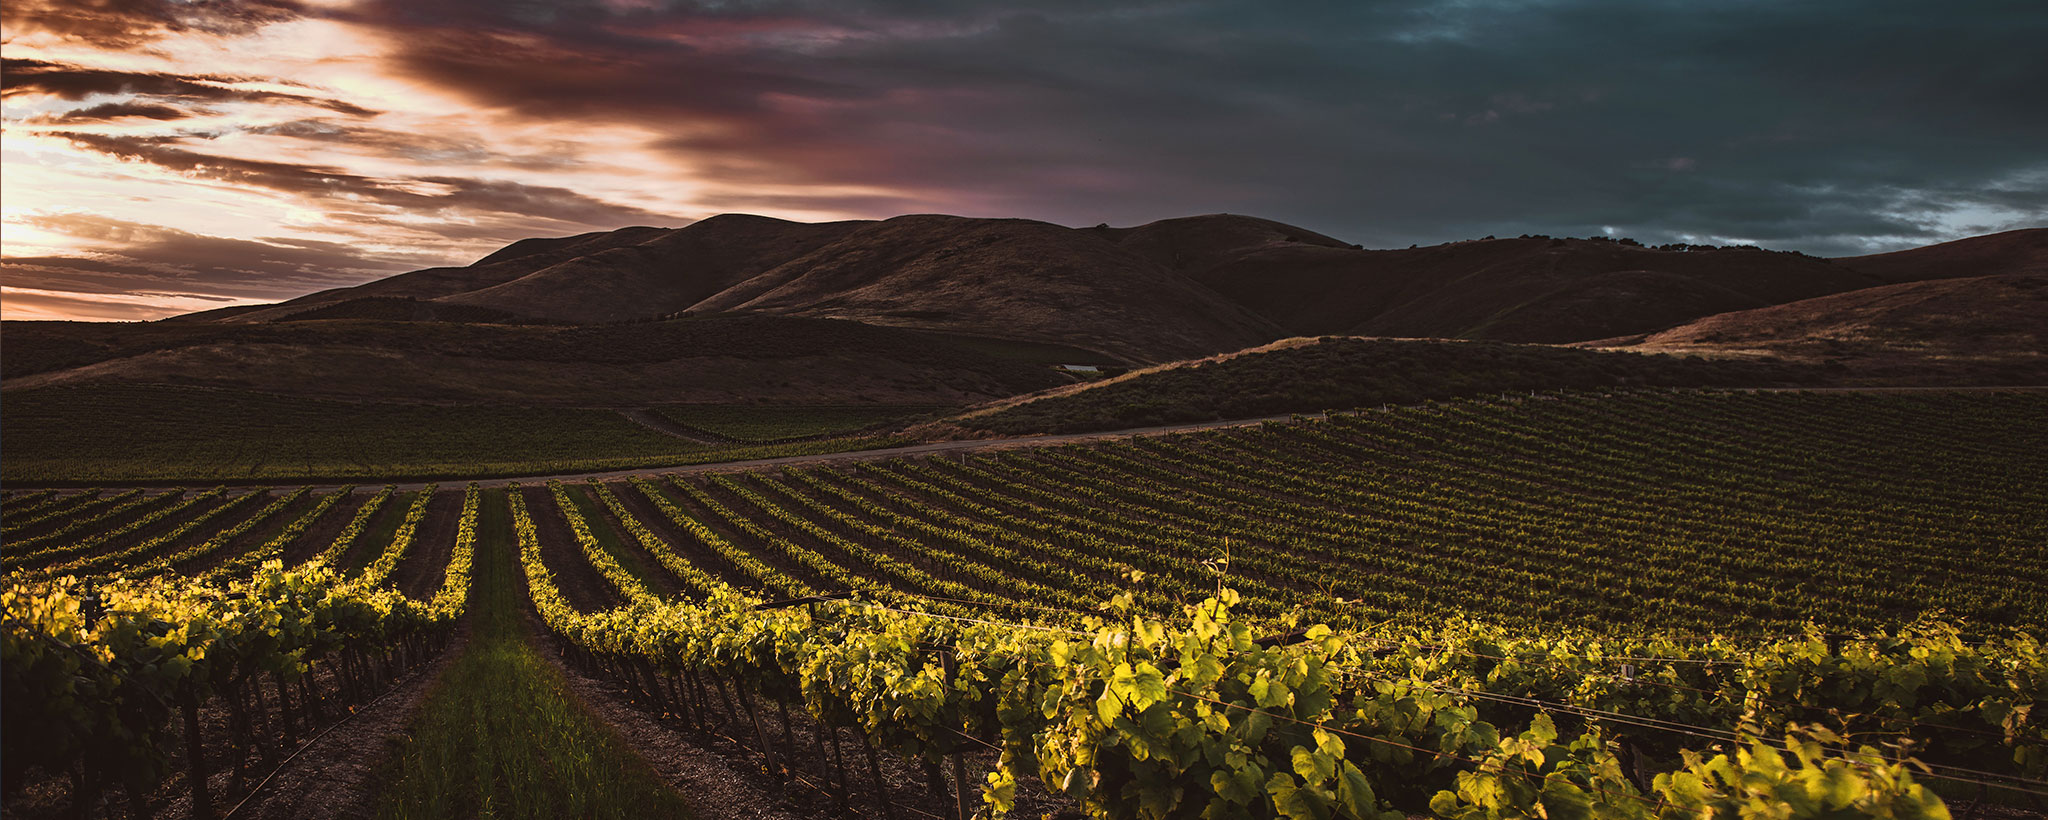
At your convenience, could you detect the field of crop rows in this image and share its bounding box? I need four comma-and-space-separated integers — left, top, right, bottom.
6, 390, 2045, 819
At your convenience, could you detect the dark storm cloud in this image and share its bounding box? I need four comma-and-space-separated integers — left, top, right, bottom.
332, 0, 2047, 254
45, 101, 194, 122
2, 59, 380, 117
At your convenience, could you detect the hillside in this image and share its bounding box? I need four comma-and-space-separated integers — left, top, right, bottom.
943, 336, 1818, 435
676, 214, 1282, 362
166, 215, 2038, 366
1590, 273, 2048, 384
434, 214, 867, 324
174, 225, 684, 322
18, 219, 2026, 425
1834, 227, 2048, 282
1177, 236, 1884, 343
0, 315, 1104, 406
188, 214, 1294, 363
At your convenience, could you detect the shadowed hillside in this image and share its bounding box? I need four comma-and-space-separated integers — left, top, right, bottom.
21, 218, 2031, 420
1346, 241, 1875, 342
0, 315, 1105, 406
434, 214, 867, 324
1834, 228, 2048, 283
1589, 273, 2048, 384
677, 214, 1283, 362
941, 336, 1818, 435
174, 226, 682, 323
166, 214, 2030, 364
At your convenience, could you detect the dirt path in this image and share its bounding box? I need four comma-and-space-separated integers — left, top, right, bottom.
178, 491, 320, 576
571, 483, 688, 599
392, 489, 461, 600
607, 479, 763, 593
532, 611, 1069, 820
523, 486, 626, 612
226, 627, 469, 820
278, 490, 369, 567
539, 642, 814, 820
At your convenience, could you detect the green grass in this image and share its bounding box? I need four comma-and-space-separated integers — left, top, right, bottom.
372, 490, 697, 819
651, 404, 952, 442
0, 384, 905, 484
555, 485, 671, 594
336, 491, 416, 575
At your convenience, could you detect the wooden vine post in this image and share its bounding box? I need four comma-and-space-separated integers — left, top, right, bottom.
942, 650, 969, 820
180, 691, 213, 819
738, 677, 782, 779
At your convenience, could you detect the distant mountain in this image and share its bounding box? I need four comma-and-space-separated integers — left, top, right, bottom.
1588, 273, 2048, 384
177, 215, 2043, 364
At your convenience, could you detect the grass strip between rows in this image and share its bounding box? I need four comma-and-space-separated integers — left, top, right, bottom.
370, 490, 696, 820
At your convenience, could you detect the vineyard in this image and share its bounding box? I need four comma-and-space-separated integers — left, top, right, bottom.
4, 390, 2045, 819
0, 384, 913, 484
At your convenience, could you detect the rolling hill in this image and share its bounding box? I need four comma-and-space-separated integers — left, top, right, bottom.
0, 315, 1106, 406
170, 225, 685, 323
196, 214, 1288, 363
1587, 273, 2048, 384
12, 218, 2041, 424
164, 216, 2043, 366
1833, 227, 2048, 283
672, 214, 1282, 362
1182, 236, 1882, 343
937, 336, 1819, 435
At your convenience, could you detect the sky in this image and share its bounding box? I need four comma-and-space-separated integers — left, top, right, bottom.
2, 0, 2044, 321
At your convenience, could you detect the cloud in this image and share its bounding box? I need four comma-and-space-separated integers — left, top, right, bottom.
44, 100, 194, 122
49, 131, 676, 230
0, 214, 430, 301
330, 0, 2047, 253
242, 120, 581, 170
1, 287, 235, 321
0, 0, 303, 49
2, 58, 379, 117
